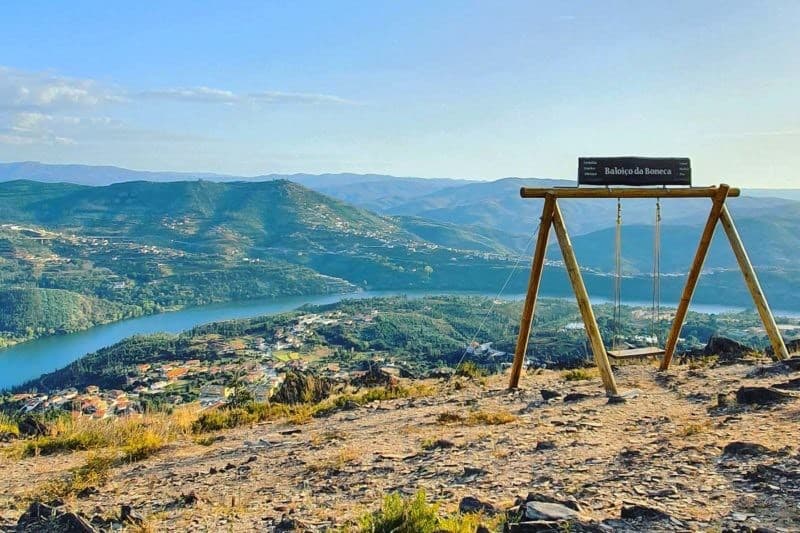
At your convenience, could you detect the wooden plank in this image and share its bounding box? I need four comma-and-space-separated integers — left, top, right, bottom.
719, 205, 789, 361
608, 347, 666, 359
508, 195, 556, 389
551, 202, 619, 395
659, 185, 730, 370
520, 186, 740, 199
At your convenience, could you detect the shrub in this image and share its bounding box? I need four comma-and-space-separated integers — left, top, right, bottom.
191, 402, 291, 433
436, 411, 465, 424
678, 422, 710, 437
466, 409, 516, 426
456, 361, 485, 379
358, 491, 439, 532
22, 429, 109, 457
354, 490, 486, 533
421, 438, 455, 450
436, 409, 516, 426
122, 430, 164, 462
17, 405, 197, 458
192, 407, 253, 432
194, 435, 218, 446
36, 451, 116, 500
0, 413, 19, 438
562, 368, 594, 381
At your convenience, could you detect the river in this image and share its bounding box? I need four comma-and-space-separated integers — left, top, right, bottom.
1, 290, 797, 390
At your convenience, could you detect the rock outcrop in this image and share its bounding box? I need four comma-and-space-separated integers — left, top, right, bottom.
704, 335, 753, 363
272, 371, 332, 404
16, 502, 95, 533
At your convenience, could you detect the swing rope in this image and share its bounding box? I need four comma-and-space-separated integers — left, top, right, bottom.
613, 198, 623, 350
612, 198, 663, 354
448, 224, 539, 378
651, 198, 662, 345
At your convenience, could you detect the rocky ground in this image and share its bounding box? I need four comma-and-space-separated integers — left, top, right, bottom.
2, 356, 800, 532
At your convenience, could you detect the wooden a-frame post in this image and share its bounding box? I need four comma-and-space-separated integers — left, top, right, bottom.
508, 194, 556, 388
509, 194, 618, 395
508, 184, 789, 393
660, 185, 789, 368
659, 185, 731, 369
718, 205, 789, 361
551, 201, 619, 394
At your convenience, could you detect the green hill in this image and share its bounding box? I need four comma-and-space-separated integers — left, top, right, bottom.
0, 179, 408, 253
0, 180, 525, 345
393, 216, 529, 254
0, 288, 133, 344
553, 210, 800, 275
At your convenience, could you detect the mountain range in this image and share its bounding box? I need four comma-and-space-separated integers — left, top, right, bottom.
2, 161, 798, 265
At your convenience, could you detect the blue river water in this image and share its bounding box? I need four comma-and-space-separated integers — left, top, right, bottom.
1, 290, 797, 390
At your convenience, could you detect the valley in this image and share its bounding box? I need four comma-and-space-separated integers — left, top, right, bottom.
1, 172, 800, 353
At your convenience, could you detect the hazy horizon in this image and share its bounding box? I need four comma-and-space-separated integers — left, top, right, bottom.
1, 159, 799, 190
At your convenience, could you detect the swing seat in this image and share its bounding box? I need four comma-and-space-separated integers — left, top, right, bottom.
607, 346, 665, 359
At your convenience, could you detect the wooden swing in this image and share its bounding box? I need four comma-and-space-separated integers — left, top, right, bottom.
606, 197, 666, 360
508, 157, 790, 396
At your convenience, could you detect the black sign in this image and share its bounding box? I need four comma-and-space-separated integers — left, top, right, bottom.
578, 157, 691, 186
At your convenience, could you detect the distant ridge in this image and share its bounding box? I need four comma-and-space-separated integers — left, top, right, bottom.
1, 161, 797, 196
0, 161, 230, 186
0, 161, 477, 188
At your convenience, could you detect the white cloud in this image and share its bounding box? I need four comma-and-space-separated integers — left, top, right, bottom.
247, 90, 354, 105
0, 65, 353, 149
0, 66, 125, 110
139, 86, 355, 105
138, 86, 239, 103
0, 110, 209, 146
0, 111, 85, 145
1, 66, 353, 111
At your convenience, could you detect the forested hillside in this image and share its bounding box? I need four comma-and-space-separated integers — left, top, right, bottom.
0, 180, 521, 345
0, 288, 133, 346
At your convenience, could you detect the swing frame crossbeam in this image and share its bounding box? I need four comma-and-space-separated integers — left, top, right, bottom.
508, 184, 790, 395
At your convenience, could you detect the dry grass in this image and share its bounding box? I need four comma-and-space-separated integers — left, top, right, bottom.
20, 412, 187, 500
193, 435, 218, 446
311, 429, 348, 446
677, 421, 711, 437
348, 489, 498, 533
689, 355, 719, 369
122, 430, 165, 462
33, 451, 116, 500
307, 445, 362, 474
562, 368, 596, 381
465, 409, 517, 426
194, 383, 437, 430
455, 361, 485, 379
436, 411, 465, 424
14, 405, 197, 459
436, 409, 516, 426
0, 413, 19, 438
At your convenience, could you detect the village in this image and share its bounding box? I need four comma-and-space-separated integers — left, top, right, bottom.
2, 307, 391, 420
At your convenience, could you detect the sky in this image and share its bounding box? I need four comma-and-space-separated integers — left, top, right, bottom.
0, 1, 798, 186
